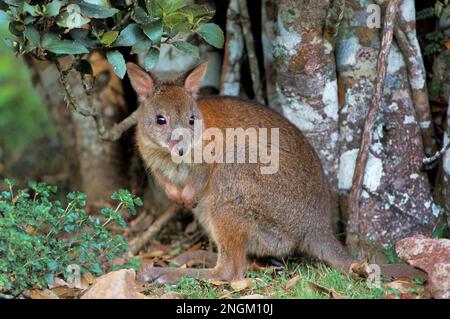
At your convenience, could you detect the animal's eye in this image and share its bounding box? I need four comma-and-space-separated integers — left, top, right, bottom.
189, 115, 195, 126
156, 115, 166, 125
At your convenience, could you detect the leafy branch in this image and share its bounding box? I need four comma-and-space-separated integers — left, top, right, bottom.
1, 0, 224, 78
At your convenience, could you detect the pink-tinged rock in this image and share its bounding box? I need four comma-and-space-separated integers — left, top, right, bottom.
429, 263, 450, 299
395, 235, 450, 299
81, 269, 144, 299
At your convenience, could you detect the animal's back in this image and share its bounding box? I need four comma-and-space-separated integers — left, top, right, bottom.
196, 96, 335, 258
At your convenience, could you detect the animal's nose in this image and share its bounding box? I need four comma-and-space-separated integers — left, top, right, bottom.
177, 146, 184, 156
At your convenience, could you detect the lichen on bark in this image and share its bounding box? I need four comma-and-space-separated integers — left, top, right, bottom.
336, 0, 439, 258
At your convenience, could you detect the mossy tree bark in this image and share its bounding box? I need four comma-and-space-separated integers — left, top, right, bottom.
261, 0, 440, 258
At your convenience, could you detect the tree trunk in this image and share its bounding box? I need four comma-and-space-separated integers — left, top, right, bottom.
260, 0, 440, 258
26, 53, 130, 206
267, 0, 341, 217
439, 98, 450, 228
336, 0, 438, 258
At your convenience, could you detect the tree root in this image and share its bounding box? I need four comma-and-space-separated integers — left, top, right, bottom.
129, 204, 179, 255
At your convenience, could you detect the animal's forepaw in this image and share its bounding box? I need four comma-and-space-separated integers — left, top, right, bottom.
181, 185, 198, 209
183, 198, 198, 209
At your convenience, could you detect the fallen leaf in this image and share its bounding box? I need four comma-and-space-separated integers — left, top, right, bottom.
139, 250, 165, 259
150, 241, 172, 254
25, 226, 35, 235
285, 275, 301, 290
230, 278, 255, 292
186, 242, 203, 252
82, 272, 96, 285
446, 39, 450, 52
307, 282, 345, 299
160, 292, 183, 299
48, 277, 70, 289
185, 220, 198, 234
207, 279, 228, 286
219, 290, 234, 299
239, 294, 266, 299
349, 259, 371, 279
383, 277, 424, 297
51, 286, 83, 299
248, 260, 283, 273
30, 289, 60, 299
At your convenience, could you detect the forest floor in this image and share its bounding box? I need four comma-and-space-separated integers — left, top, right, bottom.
134, 234, 425, 299
140, 257, 424, 299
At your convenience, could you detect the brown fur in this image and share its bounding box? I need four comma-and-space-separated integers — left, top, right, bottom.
128, 63, 353, 284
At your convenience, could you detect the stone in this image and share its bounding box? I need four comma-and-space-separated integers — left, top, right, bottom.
395, 235, 450, 299
81, 269, 144, 299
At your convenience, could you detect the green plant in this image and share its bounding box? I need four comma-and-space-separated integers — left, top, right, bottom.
0, 178, 142, 294
0, 0, 224, 78
417, 0, 449, 57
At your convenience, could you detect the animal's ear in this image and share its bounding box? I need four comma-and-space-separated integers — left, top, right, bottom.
184, 62, 208, 95
126, 62, 154, 101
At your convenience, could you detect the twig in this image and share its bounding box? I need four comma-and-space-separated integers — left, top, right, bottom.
112, 10, 132, 31
237, 0, 264, 103
423, 130, 450, 164
55, 60, 93, 117
94, 110, 137, 142
347, 0, 400, 250
129, 204, 179, 255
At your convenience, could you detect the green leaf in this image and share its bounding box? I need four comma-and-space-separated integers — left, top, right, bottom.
107, 50, 126, 78
180, 4, 215, 24
156, 0, 186, 15
47, 260, 58, 271
83, 0, 111, 7
57, 5, 91, 29
173, 41, 199, 58
23, 16, 37, 24
163, 12, 187, 29
197, 23, 224, 49
172, 21, 190, 34
45, 0, 67, 17
9, 21, 24, 37
79, 2, 118, 18
131, 39, 152, 54
132, 6, 152, 24
142, 19, 163, 43
24, 25, 40, 47
145, 0, 157, 17
3, 0, 25, 6
42, 33, 89, 54
23, 3, 39, 17
100, 30, 119, 46
113, 23, 145, 47
143, 47, 159, 71
69, 28, 99, 48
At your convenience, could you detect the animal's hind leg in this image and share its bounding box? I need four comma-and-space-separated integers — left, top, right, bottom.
138, 210, 248, 284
